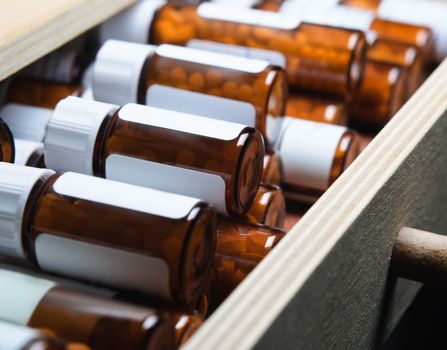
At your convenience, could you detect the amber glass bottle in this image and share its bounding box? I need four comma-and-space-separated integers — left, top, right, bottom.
262, 151, 282, 186
44, 97, 264, 216
0, 321, 62, 350
99, 1, 367, 99
341, 0, 380, 11
0, 119, 15, 163
174, 313, 203, 348
344, 0, 447, 62
279, 2, 434, 64
348, 60, 406, 127
214, 218, 285, 302
285, 94, 347, 125
368, 38, 424, 99
0, 163, 217, 308
5, 78, 83, 110
0, 268, 175, 350
93, 40, 287, 146
151, 3, 366, 98
275, 117, 357, 202
242, 184, 286, 228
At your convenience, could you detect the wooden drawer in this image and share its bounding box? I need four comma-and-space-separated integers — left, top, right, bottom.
1, 1, 447, 349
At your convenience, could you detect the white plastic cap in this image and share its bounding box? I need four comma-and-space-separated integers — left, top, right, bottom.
92, 40, 156, 105
0, 103, 52, 142
44, 96, 119, 175
14, 139, 43, 166
0, 163, 55, 259
99, 0, 166, 44
378, 0, 447, 62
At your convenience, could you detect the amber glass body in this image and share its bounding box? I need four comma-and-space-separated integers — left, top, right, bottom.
174, 313, 203, 348
283, 130, 357, 199
6, 79, 82, 109
195, 266, 218, 317
213, 218, 285, 302
348, 60, 405, 127
242, 184, 286, 228
22, 173, 217, 308
341, 0, 381, 11
254, 0, 283, 11
142, 51, 287, 145
95, 109, 265, 216
368, 38, 424, 98
262, 152, 282, 186
286, 93, 348, 125
27, 286, 175, 350
151, 3, 367, 99
369, 18, 433, 63
23, 339, 60, 350
0, 119, 15, 163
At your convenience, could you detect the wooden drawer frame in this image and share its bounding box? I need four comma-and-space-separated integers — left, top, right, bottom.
1, 1, 446, 349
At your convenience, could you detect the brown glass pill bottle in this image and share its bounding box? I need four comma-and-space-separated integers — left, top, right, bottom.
14, 139, 45, 168
0, 103, 53, 143
0, 268, 175, 350
285, 94, 347, 125
5, 79, 83, 110
0, 321, 63, 350
344, 0, 447, 63
275, 117, 357, 202
174, 313, 203, 347
0, 118, 15, 163
92, 40, 286, 146
367, 38, 424, 98
279, 2, 434, 64
214, 219, 285, 302
348, 60, 406, 127
44, 97, 264, 216
0, 163, 217, 308
99, 1, 366, 99
242, 184, 286, 228
262, 151, 282, 186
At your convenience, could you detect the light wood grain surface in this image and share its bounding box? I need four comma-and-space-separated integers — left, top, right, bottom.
184, 60, 447, 349
0, 0, 137, 81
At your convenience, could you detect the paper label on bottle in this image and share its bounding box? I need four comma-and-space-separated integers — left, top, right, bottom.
118, 103, 247, 141
198, 3, 299, 30
35, 234, 172, 300
279, 2, 373, 31
0, 322, 46, 350
53, 172, 202, 219
0, 269, 55, 326
146, 84, 256, 126
187, 40, 286, 68
106, 154, 228, 213
0, 103, 52, 142
277, 118, 347, 191
157, 44, 270, 73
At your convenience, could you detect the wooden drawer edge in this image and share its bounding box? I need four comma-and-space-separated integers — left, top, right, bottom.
0, 0, 137, 81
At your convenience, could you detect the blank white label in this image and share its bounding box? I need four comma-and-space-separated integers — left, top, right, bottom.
187, 40, 286, 68
278, 118, 347, 191
118, 103, 246, 141
53, 172, 202, 219
106, 154, 228, 214
0, 269, 55, 326
35, 234, 172, 300
146, 85, 257, 126
198, 3, 299, 30
156, 44, 270, 73
0, 322, 46, 350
